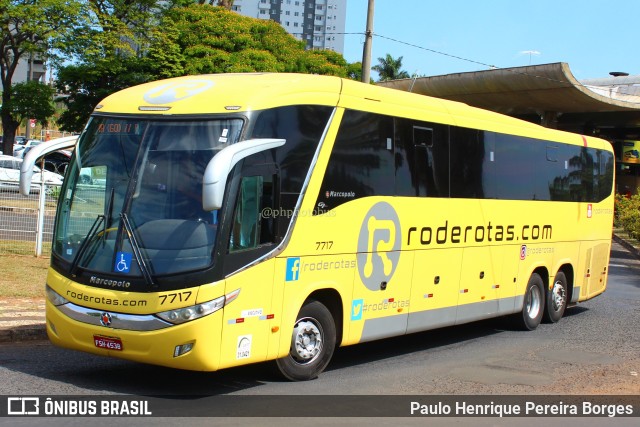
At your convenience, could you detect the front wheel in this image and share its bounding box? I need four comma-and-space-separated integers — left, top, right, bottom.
543, 271, 568, 323
276, 300, 336, 381
515, 273, 545, 330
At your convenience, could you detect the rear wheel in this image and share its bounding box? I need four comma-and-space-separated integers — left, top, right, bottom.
276, 300, 336, 381
543, 271, 568, 323
515, 273, 545, 330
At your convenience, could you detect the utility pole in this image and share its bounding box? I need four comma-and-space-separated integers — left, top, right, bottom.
26, 39, 35, 140
361, 0, 374, 83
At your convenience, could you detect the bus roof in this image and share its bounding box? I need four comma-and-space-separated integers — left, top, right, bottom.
94, 73, 610, 151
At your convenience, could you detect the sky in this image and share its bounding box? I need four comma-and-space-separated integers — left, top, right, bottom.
343, 0, 640, 81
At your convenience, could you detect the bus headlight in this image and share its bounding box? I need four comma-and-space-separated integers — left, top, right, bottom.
46, 285, 70, 306
155, 289, 239, 325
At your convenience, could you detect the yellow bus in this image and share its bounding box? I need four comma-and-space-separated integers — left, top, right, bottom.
22, 73, 614, 381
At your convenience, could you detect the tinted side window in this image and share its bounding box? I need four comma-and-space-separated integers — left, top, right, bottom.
395, 118, 449, 197
493, 133, 547, 200
250, 105, 332, 235
250, 105, 332, 194
598, 150, 615, 201
450, 127, 488, 198
317, 110, 394, 211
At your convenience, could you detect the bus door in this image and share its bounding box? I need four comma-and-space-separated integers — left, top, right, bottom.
218, 162, 280, 368
407, 247, 462, 333
457, 245, 501, 324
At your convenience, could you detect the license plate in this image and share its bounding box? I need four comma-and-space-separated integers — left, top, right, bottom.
93, 335, 123, 351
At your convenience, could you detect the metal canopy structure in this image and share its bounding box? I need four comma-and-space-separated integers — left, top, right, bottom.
379, 62, 640, 194
379, 62, 640, 132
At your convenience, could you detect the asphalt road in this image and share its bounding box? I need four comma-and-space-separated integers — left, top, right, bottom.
0, 242, 638, 426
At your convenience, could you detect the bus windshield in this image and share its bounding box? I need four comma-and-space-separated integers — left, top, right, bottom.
53, 116, 243, 283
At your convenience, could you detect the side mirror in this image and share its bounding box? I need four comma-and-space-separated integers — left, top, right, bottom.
202, 138, 285, 211
20, 136, 78, 195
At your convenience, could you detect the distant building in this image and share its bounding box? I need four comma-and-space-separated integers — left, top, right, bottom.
0, 54, 46, 92
232, 0, 346, 53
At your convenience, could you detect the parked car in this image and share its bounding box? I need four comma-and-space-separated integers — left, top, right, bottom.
14, 139, 43, 158
11, 136, 28, 154
0, 154, 64, 193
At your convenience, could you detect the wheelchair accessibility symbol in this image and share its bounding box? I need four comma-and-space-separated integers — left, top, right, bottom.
114, 252, 132, 274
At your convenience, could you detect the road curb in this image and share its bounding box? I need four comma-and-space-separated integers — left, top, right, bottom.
0, 324, 47, 343
612, 233, 640, 260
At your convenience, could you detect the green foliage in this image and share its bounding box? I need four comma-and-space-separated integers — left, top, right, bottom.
56, 57, 152, 132
5, 81, 55, 126
57, 3, 357, 130
145, 5, 348, 78
615, 192, 640, 239
0, 0, 88, 154
372, 53, 410, 82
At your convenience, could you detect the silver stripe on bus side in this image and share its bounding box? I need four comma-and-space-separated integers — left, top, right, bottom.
360, 296, 523, 342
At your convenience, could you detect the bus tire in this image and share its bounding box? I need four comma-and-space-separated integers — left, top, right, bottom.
516, 273, 545, 331
543, 271, 568, 323
276, 299, 336, 381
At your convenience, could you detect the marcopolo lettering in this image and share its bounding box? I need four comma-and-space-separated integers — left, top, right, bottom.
90, 276, 131, 288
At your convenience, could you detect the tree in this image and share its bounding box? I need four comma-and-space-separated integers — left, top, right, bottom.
371, 53, 410, 82
145, 5, 350, 77
56, 57, 151, 132
55, 0, 177, 132
57, 3, 358, 131
0, 0, 86, 155
5, 80, 55, 129
197, 0, 234, 9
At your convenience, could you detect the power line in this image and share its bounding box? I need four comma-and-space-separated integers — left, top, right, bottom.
329, 31, 640, 104
292, 30, 640, 104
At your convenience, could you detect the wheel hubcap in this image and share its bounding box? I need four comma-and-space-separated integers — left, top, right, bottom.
551, 280, 566, 312
291, 318, 323, 364
526, 286, 541, 319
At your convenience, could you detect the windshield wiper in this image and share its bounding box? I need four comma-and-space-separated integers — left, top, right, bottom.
69, 214, 105, 277
120, 212, 156, 289
103, 187, 115, 243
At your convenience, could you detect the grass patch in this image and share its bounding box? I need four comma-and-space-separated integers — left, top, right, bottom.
0, 254, 50, 298
0, 240, 51, 256
0, 198, 58, 210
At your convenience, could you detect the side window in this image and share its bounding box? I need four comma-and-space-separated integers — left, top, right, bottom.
450, 127, 488, 199
395, 119, 449, 197
229, 174, 275, 253
316, 110, 394, 211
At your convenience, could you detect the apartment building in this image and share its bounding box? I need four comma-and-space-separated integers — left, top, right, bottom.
232, 0, 347, 53
0, 55, 46, 92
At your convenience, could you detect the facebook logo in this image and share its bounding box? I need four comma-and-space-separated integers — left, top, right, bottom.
285, 258, 301, 282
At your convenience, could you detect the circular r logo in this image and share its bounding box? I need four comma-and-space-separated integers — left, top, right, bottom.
356, 202, 401, 291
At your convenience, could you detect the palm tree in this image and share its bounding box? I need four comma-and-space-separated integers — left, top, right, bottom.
372, 54, 410, 82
